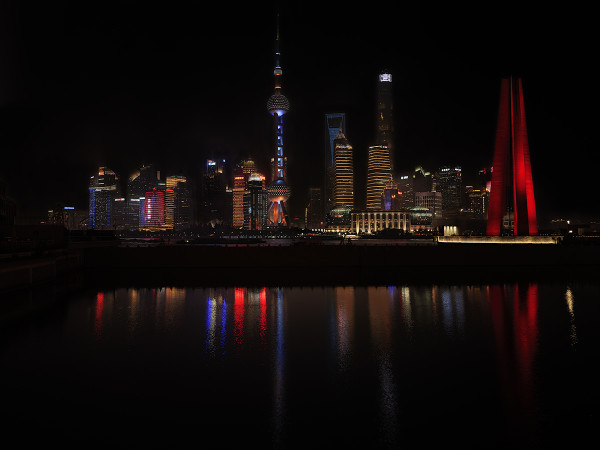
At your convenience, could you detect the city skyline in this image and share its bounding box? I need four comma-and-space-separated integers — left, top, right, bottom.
0, 2, 595, 222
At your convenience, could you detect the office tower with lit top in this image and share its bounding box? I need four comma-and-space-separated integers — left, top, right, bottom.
366, 144, 392, 210
324, 113, 346, 212
437, 166, 463, 216
376, 72, 394, 170
243, 173, 268, 230
89, 166, 121, 229
200, 158, 229, 227
266, 16, 291, 227
166, 175, 192, 231
127, 164, 160, 230
232, 159, 257, 228
333, 127, 354, 209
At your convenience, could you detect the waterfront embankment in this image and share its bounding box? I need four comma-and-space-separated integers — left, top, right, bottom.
2, 239, 599, 292
81, 241, 600, 287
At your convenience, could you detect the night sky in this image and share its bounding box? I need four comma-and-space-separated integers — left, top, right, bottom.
0, 1, 596, 224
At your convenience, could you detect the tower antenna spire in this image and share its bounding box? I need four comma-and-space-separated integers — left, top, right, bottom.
266, 11, 291, 227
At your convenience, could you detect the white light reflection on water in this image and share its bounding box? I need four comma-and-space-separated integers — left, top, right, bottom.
439, 286, 465, 337
334, 287, 355, 372
400, 286, 413, 331
565, 286, 578, 347
206, 296, 218, 356
368, 287, 398, 447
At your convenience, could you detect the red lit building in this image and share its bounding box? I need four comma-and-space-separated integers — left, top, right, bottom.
144, 187, 165, 228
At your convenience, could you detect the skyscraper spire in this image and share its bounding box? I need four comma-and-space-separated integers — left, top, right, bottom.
266, 13, 291, 227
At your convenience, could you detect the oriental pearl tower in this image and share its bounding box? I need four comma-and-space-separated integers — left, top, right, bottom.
266, 15, 291, 227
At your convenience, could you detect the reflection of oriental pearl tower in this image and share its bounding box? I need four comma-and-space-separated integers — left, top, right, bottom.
266, 15, 291, 227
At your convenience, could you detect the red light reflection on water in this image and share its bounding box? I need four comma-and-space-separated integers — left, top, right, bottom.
260, 288, 267, 343
234, 288, 245, 346
95, 292, 104, 340
490, 283, 539, 435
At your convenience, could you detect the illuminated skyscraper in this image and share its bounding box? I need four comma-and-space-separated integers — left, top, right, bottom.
266, 15, 291, 227
243, 173, 268, 230
487, 77, 538, 236
465, 186, 488, 218
88, 166, 121, 229
366, 144, 392, 210
126, 164, 160, 230
111, 197, 127, 229
436, 166, 463, 216
143, 187, 165, 228
166, 175, 192, 230
376, 72, 394, 170
324, 113, 346, 212
232, 159, 257, 228
333, 128, 354, 209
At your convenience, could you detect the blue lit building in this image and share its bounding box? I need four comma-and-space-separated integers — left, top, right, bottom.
88, 166, 121, 230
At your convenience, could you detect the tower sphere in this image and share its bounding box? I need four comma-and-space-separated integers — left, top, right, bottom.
267, 178, 291, 202
267, 94, 290, 116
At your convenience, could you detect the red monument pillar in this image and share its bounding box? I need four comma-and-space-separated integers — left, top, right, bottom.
487, 77, 538, 236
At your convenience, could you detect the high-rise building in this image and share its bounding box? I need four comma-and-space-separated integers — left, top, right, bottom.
305, 187, 324, 230
487, 76, 538, 236
413, 166, 434, 193
381, 183, 403, 211
396, 172, 414, 209
395, 166, 435, 210
333, 128, 354, 210
415, 191, 443, 218
61, 207, 88, 230
465, 186, 488, 218
375, 72, 394, 170
126, 164, 160, 230
324, 113, 346, 212
199, 158, 229, 227
88, 166, 121, 229
232, 159, 257, 228
232, 174, 246, 229
166, 175, 192, 231
143, 187, 165, 229
112, 197, 127, 229
366, 145, 392, 210
243, 173, 268, 230
436, 166, 463, 215
266, 15, 291, 227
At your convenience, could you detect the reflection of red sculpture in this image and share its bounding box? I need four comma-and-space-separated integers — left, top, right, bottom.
490, 283, 539, 433
95, 292, 104, 340
487, 77, 538, 236
234, 288, 245, 346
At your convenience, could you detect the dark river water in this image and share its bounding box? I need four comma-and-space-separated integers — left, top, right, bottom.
1, 281, 598, 449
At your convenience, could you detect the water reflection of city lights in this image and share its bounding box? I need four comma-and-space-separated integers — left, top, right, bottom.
565, 286, 578, 347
